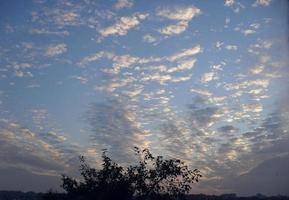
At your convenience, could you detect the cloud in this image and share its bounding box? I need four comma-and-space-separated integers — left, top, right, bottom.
225, 45, 238, 50
235, 23, 260, 36
115, 0, 133, 9
0, 120, 66, 175
224, 79, 270, 90
171, 75, 192, 82
224, 0, 235, 7
100, 13, 149, 37
250, 65, 264, 74
168, 45, 202, 61
157, 6, 201, 35
167, 59, 196, 73
219, 156, 289, 196
187, 97, 222, 129
158, 21, 189, 35
29, 28, 69, 36
157, 6, 201, 21
71, 75, 88, 84
122, 86, 144, 98
218, 125, 239, 134
0, 167, 61, 192
46, 44, 67, 57
242, 29, 256, 35
224, 0, 245, 13
252, 0, 272, 7
248, 39, 273, 55
86, 99, 149, 161
79, 51, 115, 66
215, 41, 224, 50
241, 103, 263, 113
143, 34, 157, 43
191, 90, 226, 106
191, 88, 213, 97
200, 72, 218, 83
142, 73, 172, 84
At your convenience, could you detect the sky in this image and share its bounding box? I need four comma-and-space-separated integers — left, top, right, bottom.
0, 0, 289, 196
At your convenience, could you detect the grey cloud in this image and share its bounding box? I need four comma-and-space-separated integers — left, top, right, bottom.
0, 120, 80, 178
187, 96, 220, 129
228, 155, 289, 196
0, 167, 61, 192
86, 98, 146, 162
218, 125, 239, 133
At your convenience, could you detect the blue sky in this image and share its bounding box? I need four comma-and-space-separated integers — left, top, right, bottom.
0, 0, 289, 196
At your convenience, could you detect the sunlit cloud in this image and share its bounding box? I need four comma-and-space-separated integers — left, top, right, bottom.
100, 13, 148, 37
157, 6, 201, 35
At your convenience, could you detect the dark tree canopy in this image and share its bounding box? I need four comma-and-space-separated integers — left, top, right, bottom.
61, 147, 202, 200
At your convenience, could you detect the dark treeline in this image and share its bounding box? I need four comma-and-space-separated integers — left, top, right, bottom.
0, 191, 288, 200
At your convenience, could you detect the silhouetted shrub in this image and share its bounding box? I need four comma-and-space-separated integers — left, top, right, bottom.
61, 147, 202, 200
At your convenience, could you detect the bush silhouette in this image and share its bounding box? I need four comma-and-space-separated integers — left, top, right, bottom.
61, 147, 201, 200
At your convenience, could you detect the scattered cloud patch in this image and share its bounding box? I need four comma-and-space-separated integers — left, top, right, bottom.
252, 0, 272, 7
159, 21, 189, 35
30, 28, 69, 36
46, 44, 67, 57
201, 72, 218, 83
100, 13, 148, 37
143, 34, 157, 43
169, 45, 202, 61
224, 0, 235, 7
115, 0, 133, 9
157, 6, 201, 35
225, 45, 238, 50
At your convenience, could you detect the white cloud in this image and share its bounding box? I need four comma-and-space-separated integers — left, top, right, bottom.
143, 34, 157, 43
242, 104, 263, 113
100, 13, 148, 37
235, 23, 260, 36
61, 12, 79, 22
157, 6, 201, 21
14, 71, 33, 78
46, 44, 67, 57
168, 59, 196, 73
248, 39, 273, 55
224, 79, 270, 90
158, 21, 188, 35
169, 45, 202, 61
200, 72, 218, 83
225, 45, 238, 50
224, 0, 245, 13
224, 0, 235, 7
79, 51, 115, 66
30, 28, 69, 36
171, 75, 192, 82
250, 65, 264, 74
191, 88, 213, 97
115, 0, 133, 9
123, 86, 144, 98
71, 76, 88, 84
215, 41, 224, 50
252, 0, 272, 7
157, 6, 201, 35
242, 29, 256, 36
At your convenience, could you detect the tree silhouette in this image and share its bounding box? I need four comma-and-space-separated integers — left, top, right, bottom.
61, 147, 201, 200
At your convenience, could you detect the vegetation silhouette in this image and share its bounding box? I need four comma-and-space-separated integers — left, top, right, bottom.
59, 147, 202, 200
